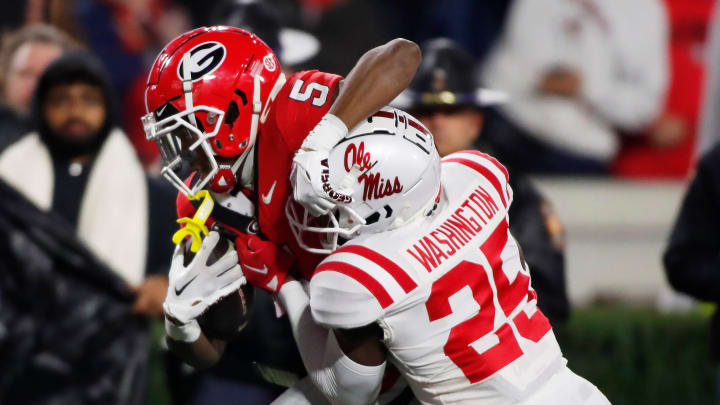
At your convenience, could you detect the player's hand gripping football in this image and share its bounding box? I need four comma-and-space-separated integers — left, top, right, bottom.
291, 113, 349, 216
235, 233, 295, 294
163, 231, 246, 341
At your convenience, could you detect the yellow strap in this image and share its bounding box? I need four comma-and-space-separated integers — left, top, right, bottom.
171, 190, 215, 253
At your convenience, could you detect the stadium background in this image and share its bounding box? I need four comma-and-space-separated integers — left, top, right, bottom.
0, 0, 717, 403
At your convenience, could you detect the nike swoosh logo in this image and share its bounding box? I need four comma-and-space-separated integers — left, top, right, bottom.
175, 275, 198, 296
244, 264, 268, 275
216, 266, 235, 277
262, 181, 277, 205
156, 104, 168, 117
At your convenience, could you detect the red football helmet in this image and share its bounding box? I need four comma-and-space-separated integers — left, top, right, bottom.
142, 26, 286, 196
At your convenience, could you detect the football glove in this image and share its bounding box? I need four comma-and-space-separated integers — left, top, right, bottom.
236, 233, 295, 294
163, 231, 246, 326
291, 113, 349, 216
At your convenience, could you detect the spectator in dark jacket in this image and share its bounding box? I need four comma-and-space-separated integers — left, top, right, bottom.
393, 38, 570, 325
664, 142, 720, 400
0, 50, 177, 404
0, 51, 177, 319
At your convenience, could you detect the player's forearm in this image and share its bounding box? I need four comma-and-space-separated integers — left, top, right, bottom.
277, 281, 384, 404
330, 38, 421, 129
166, 332, 226, 370
293, 39, 420, 212
276, 281, 332, 374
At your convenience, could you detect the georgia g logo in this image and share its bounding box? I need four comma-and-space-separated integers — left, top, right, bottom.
177, 41, 227, 81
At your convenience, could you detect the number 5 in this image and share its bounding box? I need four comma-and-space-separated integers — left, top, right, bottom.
289, 79, 329, 107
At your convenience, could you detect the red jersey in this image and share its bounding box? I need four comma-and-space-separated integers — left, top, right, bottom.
175, 70, 342, 279
256, 70, 343, 278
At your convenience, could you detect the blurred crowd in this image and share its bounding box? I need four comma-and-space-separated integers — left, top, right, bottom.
1, 0, 717, 179
1, 0, 720, 404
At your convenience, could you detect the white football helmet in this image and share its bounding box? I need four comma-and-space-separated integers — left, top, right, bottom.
286, 107, 441, 254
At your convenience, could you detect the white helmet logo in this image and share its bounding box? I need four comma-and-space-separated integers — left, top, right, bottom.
263, 54, 277, 72
177, 41, 227, 81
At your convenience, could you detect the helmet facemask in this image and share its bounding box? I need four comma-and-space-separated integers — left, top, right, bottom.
144, 27, 288, 197
286, 200, 367, 254
144, 61, 284, 198
142, 104, 226, 197
286, 107, 443, 255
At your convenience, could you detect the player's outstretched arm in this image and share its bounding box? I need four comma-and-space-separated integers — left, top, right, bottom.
292, 39, 421, 215
330, 38, 421, 130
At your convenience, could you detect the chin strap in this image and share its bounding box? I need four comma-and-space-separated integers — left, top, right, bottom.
208, 144, 253, 193
231, 153, 245, 173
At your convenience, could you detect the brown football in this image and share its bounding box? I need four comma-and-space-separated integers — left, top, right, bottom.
184, 229, 254, 340
182, 229, 234, 267
198, 283, 254, 340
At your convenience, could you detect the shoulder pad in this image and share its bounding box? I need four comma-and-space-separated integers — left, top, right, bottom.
442, 150, 513, 208
309, 262, 384, 329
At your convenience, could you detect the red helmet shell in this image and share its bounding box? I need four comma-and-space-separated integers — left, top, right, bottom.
145, 26, 282, 158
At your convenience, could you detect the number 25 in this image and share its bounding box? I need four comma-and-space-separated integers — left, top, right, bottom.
425, 222, 551, 383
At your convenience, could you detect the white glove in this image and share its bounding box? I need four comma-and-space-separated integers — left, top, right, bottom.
291, 113, 348, 216
163, 231, 246, 326
165, 316, 201, 343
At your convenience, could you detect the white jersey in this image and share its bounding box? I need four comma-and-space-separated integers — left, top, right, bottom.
309, 151, 565, 404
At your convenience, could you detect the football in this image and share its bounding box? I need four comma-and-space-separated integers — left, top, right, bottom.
198, 282, 254, 340
185, 229, 254, 341
181, 227, 235, 267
